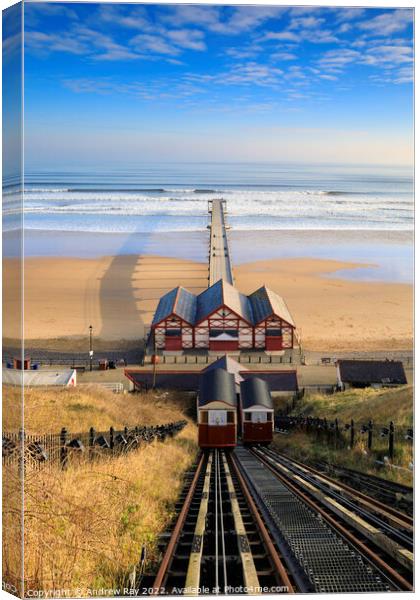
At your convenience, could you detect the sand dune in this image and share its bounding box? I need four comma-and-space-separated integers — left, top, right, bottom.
3, 255, 413, 352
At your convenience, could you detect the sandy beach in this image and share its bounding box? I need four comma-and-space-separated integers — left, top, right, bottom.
3, 254, 412, 352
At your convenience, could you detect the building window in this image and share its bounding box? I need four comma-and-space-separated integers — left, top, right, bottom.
200, 412, 208, 424
227, 411, 235, 423
244, 412, 252, 421
267, 413, 273, 421
209, 329, 239, 338
165, 329, 181, 337
266, 328, 282, 336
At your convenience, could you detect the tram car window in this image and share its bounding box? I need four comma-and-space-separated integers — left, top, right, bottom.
240, 377, 274, 446
197, 368, 237, 448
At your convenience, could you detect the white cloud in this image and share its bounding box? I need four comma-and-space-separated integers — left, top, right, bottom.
358, 9, 413, 36
334, 8, 366, 22
363, 44, 413, 66
162, 5, 219, 26
131, 34, 180, 56
98, 5, 150, 30
289, 16, 325, 30
25, 30, 87, 55
3, 31, 21, 63
166, 29, 206, 51
319, 74, 338, 81
318, 48, 360, 70
263, 31, 300, 42
225, 45, 260, 59
271, 52, 297, 61
186, 62, 284, 88
160, 5, 285, 35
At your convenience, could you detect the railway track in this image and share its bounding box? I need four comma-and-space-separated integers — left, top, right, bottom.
260, 448, 413, 533
315, 460, 413, 515
246, 446, 413, 592
149, 446, 413, 595
151, 449, 292, 595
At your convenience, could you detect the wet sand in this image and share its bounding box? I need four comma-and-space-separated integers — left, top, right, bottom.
3, 255, 413, 352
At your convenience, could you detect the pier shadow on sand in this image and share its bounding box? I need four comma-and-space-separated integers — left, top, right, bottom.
97, 232, 208, 344
98, 252, 144, 342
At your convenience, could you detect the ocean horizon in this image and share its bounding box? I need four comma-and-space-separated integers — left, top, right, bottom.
3, 162, 413, 284
3, 162, 413, 234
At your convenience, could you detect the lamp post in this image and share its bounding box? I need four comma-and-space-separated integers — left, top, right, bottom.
89, 325, 93, 372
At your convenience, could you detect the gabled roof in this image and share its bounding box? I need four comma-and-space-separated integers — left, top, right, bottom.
152, 286, 197, 325
198, 368, 237, 407
337, 360, 407, 385
151, 280, 295, 329
203, 356, 247, 386
240, 377, 273, 410
248, 286, 295, 326
196, 279, 253, 324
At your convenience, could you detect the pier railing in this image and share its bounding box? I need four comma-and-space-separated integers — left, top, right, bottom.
208, 199, 234, 286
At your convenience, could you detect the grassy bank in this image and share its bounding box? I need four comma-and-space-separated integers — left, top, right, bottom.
19, 423, 197, 595
3, 385, 198, 595
3, 385, 195, 433
292, 385, 413, 425
274, 385, 413, 486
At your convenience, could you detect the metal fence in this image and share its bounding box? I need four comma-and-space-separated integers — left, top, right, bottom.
152, 353, 296, 365
274, 415, 413, 461
2, 420, 187, 471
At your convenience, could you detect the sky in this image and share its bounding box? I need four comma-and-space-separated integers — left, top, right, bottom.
8, 2, 416, 166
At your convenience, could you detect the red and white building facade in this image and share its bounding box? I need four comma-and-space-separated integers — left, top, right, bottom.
151, 279, 295, 352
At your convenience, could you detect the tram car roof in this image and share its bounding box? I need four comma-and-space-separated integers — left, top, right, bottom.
198, 368, 237, 408
240, 377, 273, 410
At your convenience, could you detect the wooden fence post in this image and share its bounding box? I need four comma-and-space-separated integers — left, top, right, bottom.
110, 426, 114, 451
389, 421, 394, 460
18, 428, 25, 476
60, 427, 68, 469
89, 427, 95, 461
368, 420, 373, 451
350, 419, 354, 449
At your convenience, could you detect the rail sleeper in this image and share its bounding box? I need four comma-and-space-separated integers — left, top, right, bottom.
184, 453, 213, 594
221, 454, 260, 592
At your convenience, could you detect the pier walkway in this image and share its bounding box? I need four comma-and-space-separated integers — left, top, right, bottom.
208, 199, 234, 286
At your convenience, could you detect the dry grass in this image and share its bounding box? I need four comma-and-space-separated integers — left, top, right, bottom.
3, 385, 195, 434
3, 383, 199, 595
273, 431, 413, 486
4, 424, 198, 596
2, 467, 23, 597
296, 385, 413, 426
274, 385, 413, 486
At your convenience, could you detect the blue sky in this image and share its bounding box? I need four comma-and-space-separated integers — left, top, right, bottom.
20, 2, 414, 166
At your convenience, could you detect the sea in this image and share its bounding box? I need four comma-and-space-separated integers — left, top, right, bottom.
3, 162, 414, 283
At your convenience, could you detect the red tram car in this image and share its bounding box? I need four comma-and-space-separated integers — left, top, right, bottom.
197, 368, 237, 448
240, 377, 274, 445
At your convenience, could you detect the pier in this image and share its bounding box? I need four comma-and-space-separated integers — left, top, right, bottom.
207, 199, 234, 286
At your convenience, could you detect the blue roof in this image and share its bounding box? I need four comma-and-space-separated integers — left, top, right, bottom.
152, 282, 294, 327
248, 286, 294, 326
196, 279, 253, 324
203, 356, 247, 386
175, 288, 197, 324
152, 287, 196, 325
